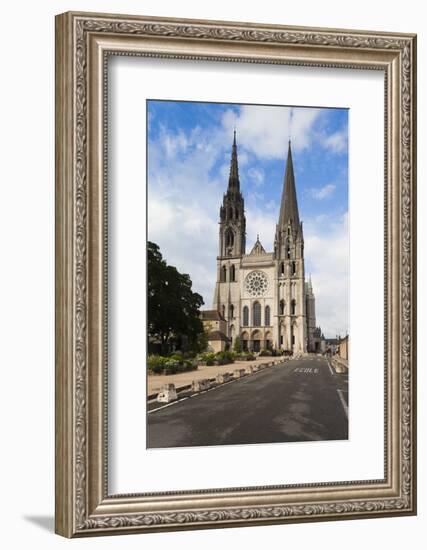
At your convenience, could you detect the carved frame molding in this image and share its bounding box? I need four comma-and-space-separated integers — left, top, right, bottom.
55, 11, 416, 537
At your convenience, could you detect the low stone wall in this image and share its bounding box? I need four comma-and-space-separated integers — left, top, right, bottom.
331, 356, 348, 373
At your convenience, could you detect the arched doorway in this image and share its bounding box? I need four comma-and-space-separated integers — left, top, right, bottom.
251, 330, 261, 353
265, 331, 272, 350
241, 331, 249, 352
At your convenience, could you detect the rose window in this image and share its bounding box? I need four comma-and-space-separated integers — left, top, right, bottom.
245, 271, 268, 297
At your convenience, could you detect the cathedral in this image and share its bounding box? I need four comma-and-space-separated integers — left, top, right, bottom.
210, 132, 324, 354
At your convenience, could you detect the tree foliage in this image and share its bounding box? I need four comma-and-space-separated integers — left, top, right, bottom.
147, 241, 204, 353
233, 335, 242, 353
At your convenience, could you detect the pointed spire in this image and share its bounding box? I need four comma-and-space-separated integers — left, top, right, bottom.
228, 130, 240, 191
307, 273, 313, 293
278, 141, 300, 230
250, 235, 266, 255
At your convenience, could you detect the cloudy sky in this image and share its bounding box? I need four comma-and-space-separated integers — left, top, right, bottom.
147, 100, 349, 338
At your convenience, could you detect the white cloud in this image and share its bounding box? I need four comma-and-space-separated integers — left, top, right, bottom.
222, 105, 322, 159
247, 167, 265, 186
304, 213, 349, 337
309, 183, 336, 200
323, 130, 347, 153
245, 206, 277, 252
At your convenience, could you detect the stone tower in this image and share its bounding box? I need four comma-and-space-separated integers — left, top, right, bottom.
274, 141, 307, 352
305, 275, 316, 352
212, 132, 246, 339
218, 130, 246, 258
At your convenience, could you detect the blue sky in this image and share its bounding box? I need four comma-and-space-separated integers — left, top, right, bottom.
147, 100, 349, 337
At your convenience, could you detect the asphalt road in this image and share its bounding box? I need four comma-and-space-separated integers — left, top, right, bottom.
147, 356, 348, 449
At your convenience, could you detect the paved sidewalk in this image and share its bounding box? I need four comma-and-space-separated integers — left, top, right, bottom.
147, 357, 284, 395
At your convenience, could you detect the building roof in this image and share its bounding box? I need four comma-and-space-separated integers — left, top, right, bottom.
200, 310, 226, 321
207, 330, 230, 342
249, 235, 266, 255
278, 141, 300, 231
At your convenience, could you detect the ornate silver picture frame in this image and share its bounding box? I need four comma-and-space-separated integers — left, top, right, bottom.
55, 11, 417, 537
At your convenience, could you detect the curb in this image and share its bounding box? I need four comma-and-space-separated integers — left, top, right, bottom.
148, 358, 288, 403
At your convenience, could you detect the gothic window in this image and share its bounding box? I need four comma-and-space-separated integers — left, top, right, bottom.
245, 271, 268, 297
230, 264, 236, 282
226, 228, 234, 247
221, 265, 227, 282
253, 302, 261, 327
292, 261, 296, 275
222, 305, 226, 318
291, 299, 296, 315
229, 304, 234, 319
228, 207, 233, 220
235, 209, 239, 220
279, 299, 285, 315
242, 306, 249, 326
281, 262, 285, 275
287, 246, 291, 259
265, 305, 271, 326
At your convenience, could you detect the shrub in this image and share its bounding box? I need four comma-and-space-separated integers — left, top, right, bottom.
168, 353, 184, 364
259, 349, 272, 357
163, 359, 180, 374
215, 351, 235, 365
147, 355, 167, 374
238, 352, 255, 361
233, 336, 242, 353
184, 359, 198, 371
199, 352, 216, 365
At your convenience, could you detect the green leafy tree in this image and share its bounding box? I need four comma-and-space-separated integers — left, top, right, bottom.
147, 241, 204, 353
233, 336, 242, 353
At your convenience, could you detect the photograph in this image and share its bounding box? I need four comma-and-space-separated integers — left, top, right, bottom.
146, 100, 349, 448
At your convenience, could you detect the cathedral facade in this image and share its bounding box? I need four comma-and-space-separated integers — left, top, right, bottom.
212, 132, 323, 354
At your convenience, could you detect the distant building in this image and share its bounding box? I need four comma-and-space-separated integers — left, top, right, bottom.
324, 338, 339, 355
311, 326, 326, 353
339, 335, 349, 361
200, 310, 230, 353
210, 132, 325, 353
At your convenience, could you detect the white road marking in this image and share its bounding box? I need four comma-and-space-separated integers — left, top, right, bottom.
293, 367, 319, 374
327, 360, 335, 376
147, 396, 187, 414
337, 389, 348, 419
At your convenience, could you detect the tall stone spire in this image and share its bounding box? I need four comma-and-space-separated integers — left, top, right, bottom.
228, 129, 240, 192
278, 141, 300, 230
218, 131, 246, 258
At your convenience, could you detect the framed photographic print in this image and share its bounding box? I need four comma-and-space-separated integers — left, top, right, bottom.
55, 11, 417, 537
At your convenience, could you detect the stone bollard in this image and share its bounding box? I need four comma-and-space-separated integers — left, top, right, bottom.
245, 365, 254, 375
157, 383, 177, 403
191, 378, 211, 392
216, 372, 231, 384
233, 368, 246, 378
